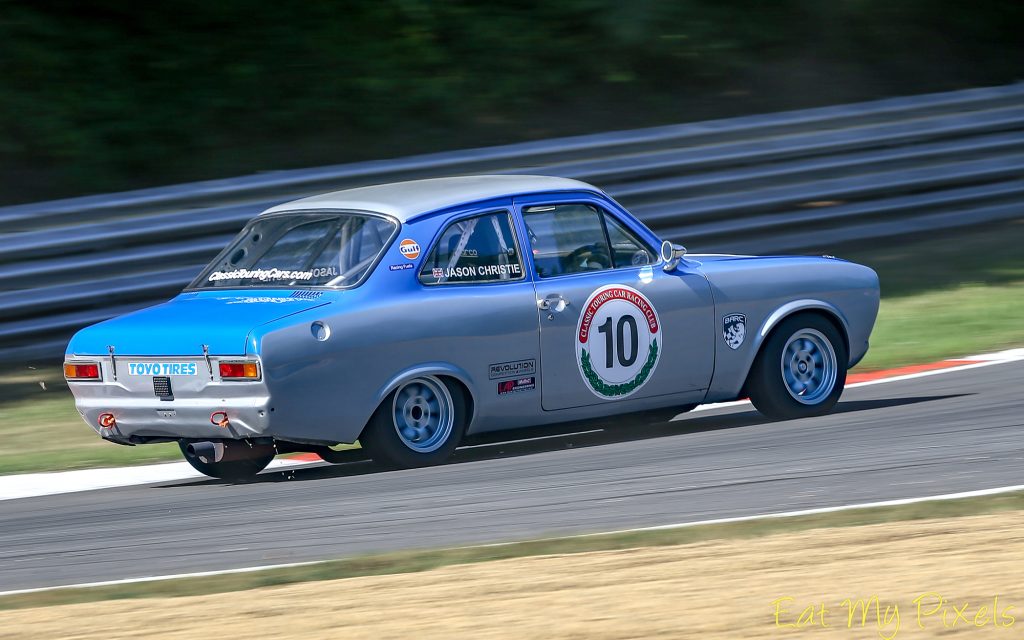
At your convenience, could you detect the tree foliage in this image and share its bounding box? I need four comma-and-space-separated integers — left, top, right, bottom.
0, 0, 1019, 202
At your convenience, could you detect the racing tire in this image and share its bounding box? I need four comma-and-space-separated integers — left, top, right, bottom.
178, 441, 275, 481
746, 314, 848, 420
360, 376, 466, 468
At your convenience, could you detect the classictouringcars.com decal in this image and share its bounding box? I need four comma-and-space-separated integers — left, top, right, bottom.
206, 266, 338, 282
576, 284, 661, 399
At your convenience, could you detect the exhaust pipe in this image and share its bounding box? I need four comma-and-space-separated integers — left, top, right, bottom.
187, 441, 224, 464
186, 440, 275, 464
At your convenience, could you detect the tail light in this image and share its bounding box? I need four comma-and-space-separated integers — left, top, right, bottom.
98, 413, 117, 429
219, 361, 260, 380
64, 362, 101, 381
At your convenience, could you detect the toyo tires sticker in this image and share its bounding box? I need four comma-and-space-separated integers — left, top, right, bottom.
576, 285, 661, 399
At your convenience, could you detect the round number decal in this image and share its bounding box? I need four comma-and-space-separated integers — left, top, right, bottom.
576, 285, 661, 399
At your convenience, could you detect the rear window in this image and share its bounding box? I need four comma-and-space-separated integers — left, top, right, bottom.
191, 212, 397, 289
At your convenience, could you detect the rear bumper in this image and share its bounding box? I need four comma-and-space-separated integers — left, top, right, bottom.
67, 355, 277, 442
75, 393, 272, 442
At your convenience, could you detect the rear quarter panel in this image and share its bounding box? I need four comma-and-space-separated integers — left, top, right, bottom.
248, 206, 544, 445
698, 255, 880, 403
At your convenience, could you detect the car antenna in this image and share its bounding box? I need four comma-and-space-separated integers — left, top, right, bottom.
107, 345, 118, 381
202, 344, 214, 380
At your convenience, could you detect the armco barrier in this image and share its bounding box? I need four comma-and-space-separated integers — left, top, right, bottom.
1, 83, 1022, 363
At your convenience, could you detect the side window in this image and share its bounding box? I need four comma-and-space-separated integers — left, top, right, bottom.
418, 211, 525, 285
605, 214, 654, 268
523, 204, 611, 278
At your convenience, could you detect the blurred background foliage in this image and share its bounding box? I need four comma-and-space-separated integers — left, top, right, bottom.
0, 0, 1021, 204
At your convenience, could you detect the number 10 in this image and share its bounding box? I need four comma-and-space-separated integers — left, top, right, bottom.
597, 315, 638, 369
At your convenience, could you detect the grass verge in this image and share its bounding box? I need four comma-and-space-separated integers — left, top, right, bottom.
838, 217, 1024, 370
2, 489, 1022, 611
0, 368, 181, 474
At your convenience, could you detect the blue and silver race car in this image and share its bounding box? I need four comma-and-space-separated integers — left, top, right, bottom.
64, 175, 880, 480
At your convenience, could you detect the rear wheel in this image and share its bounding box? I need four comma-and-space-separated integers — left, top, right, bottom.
747, 314, 847, 420
360, 376, 466, 468
178, 441, 275, 481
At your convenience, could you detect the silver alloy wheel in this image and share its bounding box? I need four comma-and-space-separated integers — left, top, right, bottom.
780, 328, 838, 405
391, 376, 455, 453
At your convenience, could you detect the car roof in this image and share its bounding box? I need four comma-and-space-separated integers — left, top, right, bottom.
261, 175, 600, 222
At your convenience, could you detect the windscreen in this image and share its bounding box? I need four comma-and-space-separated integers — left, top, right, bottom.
191, 212, 397, 289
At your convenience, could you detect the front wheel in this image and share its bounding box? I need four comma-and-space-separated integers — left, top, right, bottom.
747, 314, 848, 420
360, 376, 466, 468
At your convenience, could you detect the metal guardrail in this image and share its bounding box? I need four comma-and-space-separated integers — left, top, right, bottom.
2, 83, 1023, 363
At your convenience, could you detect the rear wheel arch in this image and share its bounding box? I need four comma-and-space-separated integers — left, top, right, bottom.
358, 371, 474, 468
443, 375, 475, 432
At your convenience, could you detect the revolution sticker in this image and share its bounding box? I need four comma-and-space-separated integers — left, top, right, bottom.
399, 239, 421, 260
576, 285, 661, 399
489, 358, 536, 380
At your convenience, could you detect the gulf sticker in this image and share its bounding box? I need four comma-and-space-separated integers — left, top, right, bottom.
399, 239, 421, 260
576, 284, 661, 399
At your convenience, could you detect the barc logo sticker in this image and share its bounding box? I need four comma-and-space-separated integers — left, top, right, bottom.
723, 314, 746, 350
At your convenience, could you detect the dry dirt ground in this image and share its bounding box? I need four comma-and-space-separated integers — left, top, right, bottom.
3, 512, 1024, 639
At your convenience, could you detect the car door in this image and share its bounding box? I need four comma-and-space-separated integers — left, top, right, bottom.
516, 196, 715, 411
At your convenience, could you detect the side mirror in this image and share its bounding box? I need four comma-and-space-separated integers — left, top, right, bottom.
660, 240, 687, 272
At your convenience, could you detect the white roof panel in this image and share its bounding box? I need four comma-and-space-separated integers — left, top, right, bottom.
262, 175, 599, 222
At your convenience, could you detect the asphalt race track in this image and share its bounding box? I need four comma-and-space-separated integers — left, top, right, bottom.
2, 361, 1022, 592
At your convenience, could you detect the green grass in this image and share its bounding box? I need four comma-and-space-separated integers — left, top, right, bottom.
2, 489, 1022, 611
837, 218, 1024, 370
0, 369, 180, 475
860, 282, 1024, 369
1, 219, 1021, 475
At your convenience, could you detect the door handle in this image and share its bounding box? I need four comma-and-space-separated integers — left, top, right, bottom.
538, 294, 569, 313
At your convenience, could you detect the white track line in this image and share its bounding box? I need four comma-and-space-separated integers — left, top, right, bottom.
0, 457, 321, 502
585, 483, 1024, 534
2, 347, 1022, 503
2, 483, 1022, 598
0, 560, 323, 598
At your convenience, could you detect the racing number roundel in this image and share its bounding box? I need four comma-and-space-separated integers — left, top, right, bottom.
576, 285, 661, 399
